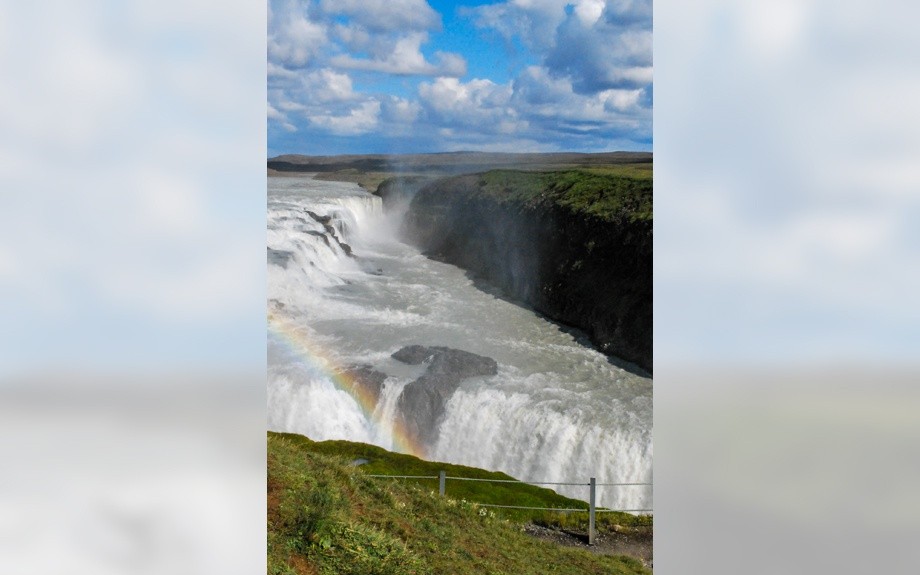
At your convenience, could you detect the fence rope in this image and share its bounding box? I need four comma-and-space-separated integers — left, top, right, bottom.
364, 474, 438, 480
362, 472, 653, 515
365, 474, 648, 487
474, 504, 588, 512
447, 476, 589, 486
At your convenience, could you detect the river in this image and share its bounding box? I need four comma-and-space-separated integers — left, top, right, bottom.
267, 175, 652, 510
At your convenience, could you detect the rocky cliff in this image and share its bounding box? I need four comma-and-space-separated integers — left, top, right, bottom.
401, 170, 652, 374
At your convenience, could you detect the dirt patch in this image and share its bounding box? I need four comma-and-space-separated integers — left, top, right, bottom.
287, 553, 319, 575
267, 471, 282, 527
523, 523, 652, 569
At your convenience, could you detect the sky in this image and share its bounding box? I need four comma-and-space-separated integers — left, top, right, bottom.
267, 0, 652, 156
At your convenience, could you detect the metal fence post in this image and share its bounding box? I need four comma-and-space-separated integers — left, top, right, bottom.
588, 477, 596, 545
439, 470, 446, 496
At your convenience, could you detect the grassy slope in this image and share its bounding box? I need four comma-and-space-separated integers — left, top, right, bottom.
474, 169, 652, 223
303, 160, 653, 204
268, 432, 651, 575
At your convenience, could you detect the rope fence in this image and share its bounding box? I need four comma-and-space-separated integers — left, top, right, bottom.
364, 470, 652, 545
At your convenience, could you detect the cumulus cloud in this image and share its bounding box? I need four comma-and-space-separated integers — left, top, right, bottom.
308, 100, 381, 135
381, 96, 421, 125
546, 8, 652, 92
470, 0, 572, 52
301, 68, 356, 102
319, 0, 440, 33
410, 68, 649, 150
331, 32, 466, 76
267, 0, 650, 150
511, 66, 649, 136
268, 0, 327, 68
419, 77, 514, 125
471, 0, 653, 93
267, 0, 467, 138
269, 66, 382, 137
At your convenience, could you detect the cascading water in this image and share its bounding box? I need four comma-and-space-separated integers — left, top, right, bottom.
267, 175, 652, 510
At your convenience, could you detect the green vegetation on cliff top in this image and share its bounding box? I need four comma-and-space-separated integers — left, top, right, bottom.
268, 431, 651, 575
475, 169, 652, 223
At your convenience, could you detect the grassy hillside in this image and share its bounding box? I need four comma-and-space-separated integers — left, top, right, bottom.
268, 432, 652, 575
475, 169, 652, 223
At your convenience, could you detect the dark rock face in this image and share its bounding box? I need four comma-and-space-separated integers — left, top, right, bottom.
304, 210, 354, 257
341, 365, 388, 405
267, 247, 295, 269
305, 210, 331, 225
375, 176, 437, 211
392, 345, 497, 448
391, 344, 434, 364
401, 175, 652, 374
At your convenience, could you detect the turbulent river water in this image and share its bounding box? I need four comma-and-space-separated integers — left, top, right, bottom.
267, 175, 652, 510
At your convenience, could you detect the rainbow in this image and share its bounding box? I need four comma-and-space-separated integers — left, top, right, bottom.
268, 310, 427, 457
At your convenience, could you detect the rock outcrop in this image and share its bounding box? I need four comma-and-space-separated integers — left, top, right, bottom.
392, 345, 498, 447
374, 176, 437, 210
342, 365, 389, 405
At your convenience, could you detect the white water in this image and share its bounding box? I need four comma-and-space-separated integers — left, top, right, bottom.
267, 175, 652, 510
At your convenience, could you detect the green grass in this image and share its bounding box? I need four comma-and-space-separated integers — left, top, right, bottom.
578, 163, 653, 180
268, 432, 651, 575
474, 169, 652, 222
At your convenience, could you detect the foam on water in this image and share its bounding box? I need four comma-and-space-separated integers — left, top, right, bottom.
267, 175, 652, 509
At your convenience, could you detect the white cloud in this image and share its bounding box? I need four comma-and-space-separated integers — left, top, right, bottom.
308, 100, 381, 135
319, 0, 440, 32
267, 102, 284, 120
432, 52, 468, 77
381, 96, 421, 124
600, 88, 644, 111
545, 4, 652, 92
266, 0, 651, 151
419, 77, 513, 121
331, 32, 466, 77
268, 0, 327, 68
303, 68, 355, 102
574, 0, 606, 25
471, 0, 653, 94
606, 0, 653, 21
512, 66, 648, 124
470, 0, 571, 51
267, 61, 298, 81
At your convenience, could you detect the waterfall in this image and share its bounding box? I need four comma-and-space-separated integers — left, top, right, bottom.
267, 175, 652, 510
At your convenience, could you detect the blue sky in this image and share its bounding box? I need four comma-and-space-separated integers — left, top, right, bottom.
267, 0, 652, 156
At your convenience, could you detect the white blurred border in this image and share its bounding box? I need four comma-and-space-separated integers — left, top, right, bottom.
656, 0, 920, 573
0, 1, 265, 573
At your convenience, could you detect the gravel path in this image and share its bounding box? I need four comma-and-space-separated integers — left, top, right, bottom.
523, 523, 653, 569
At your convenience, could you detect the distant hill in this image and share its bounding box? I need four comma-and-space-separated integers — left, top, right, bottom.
267, 151, 652, 175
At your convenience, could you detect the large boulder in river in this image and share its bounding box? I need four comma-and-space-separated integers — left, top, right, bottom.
341, 365, 388, 405
392, 345, 497, 378
392, 345, 497, 449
